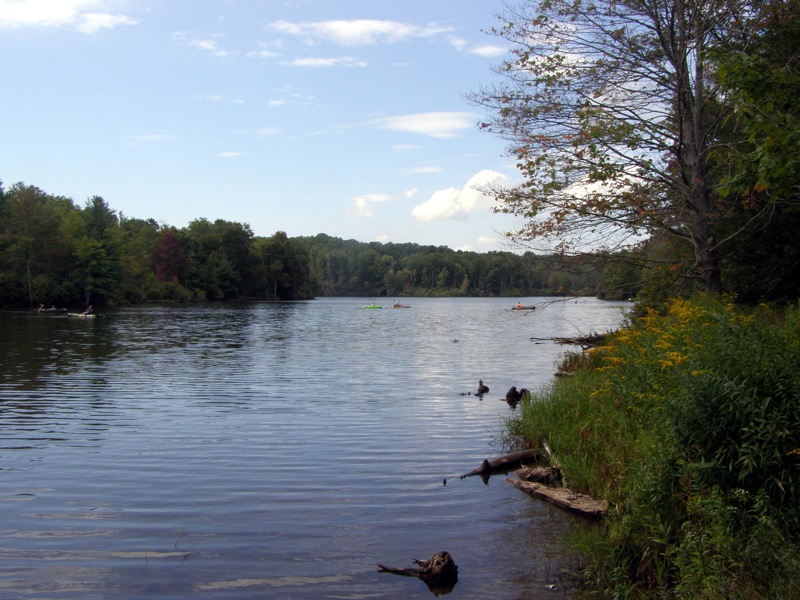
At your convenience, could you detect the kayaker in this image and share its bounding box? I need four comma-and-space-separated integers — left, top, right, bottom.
516, 302, 522, 309
80, 305, 93, 316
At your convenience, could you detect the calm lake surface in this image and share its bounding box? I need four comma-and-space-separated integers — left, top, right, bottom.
0, 297, 628, 599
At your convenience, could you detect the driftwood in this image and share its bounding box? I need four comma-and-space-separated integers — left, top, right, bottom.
517, 465, 563, 485
378, 551, 458, 596
508, 474, 606, 520
530, 332, 609, 348
459, 449, 544, 482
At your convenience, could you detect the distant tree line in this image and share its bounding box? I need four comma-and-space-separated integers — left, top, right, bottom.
295, 233, 625, 298
0, 180, 637, 309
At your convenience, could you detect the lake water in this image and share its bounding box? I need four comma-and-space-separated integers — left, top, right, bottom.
0, 297, 628, 599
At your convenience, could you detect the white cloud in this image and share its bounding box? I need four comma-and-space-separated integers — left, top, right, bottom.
247, 40, 283, 59
404, 188, 418, 198
202, 94, 244, 105
449, 35, 506, 58
456, 235, 498, 252
284, 56, 367, 68
0, 0, 137, 32
468, 44, 507, 58
412, 170, 507, 222
351, 193, 391, 218
448, 35, 467, 51
76, 11, 136, 33
373, 112, 478, 139
264, 88, 316, 108
217, 151, 244, 158
412, 188, 463, 221
254, 127, 279, 137
173, 32, 232, 58
247, 49, 280, 58
266, 19, 452, 46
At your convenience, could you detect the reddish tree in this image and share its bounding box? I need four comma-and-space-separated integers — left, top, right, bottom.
152, 228, 188, 283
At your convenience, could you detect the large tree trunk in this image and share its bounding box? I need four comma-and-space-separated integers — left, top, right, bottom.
696, 225, 722, 293
672, 0, 724, 294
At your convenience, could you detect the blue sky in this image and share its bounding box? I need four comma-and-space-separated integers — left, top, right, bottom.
1, 0, 524, 251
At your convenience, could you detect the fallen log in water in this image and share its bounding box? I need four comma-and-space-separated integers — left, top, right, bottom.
459, 449, 544, 480
530, 332, 609, 348
507, 476, 607, 520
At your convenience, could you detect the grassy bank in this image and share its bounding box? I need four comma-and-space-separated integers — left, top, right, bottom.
504, 296, 800, 598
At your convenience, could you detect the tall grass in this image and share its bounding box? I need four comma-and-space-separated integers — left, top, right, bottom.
505, 296, 800, 597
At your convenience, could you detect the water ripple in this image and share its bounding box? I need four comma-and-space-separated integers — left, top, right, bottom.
0, 298, 628, 599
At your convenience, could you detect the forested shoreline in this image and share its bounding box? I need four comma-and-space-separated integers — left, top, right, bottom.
5, 174, 796, 312
0, 180, 636, 309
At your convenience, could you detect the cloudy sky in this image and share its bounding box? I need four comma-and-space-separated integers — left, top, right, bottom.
0, 0, 524, 251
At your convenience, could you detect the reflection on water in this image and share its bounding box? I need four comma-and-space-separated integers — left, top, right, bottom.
0, 297, 628, 599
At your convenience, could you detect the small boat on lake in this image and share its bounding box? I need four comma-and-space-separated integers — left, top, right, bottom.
364, 303, 382, 309
67, 313, 97, 318
36, 305, 67, 313
512, 304, 537, 311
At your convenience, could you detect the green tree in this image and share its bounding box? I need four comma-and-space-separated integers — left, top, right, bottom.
473, 0, 760, 294
595, 253, 643, 300
436, 267, 451, 290
714, 0, 800, 203
712, 0, 800, 303
254, 231, 313, 300
117, 217, 163, 303
75, 196, 120, 305
73, 238, 117, 305
1, 184, 70, 306
183, 218, 256, 300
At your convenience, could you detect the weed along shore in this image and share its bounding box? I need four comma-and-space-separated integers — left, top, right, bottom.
501, 295, 800, 598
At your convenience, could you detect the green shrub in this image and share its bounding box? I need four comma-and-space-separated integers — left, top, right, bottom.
505, 296, 800, 596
